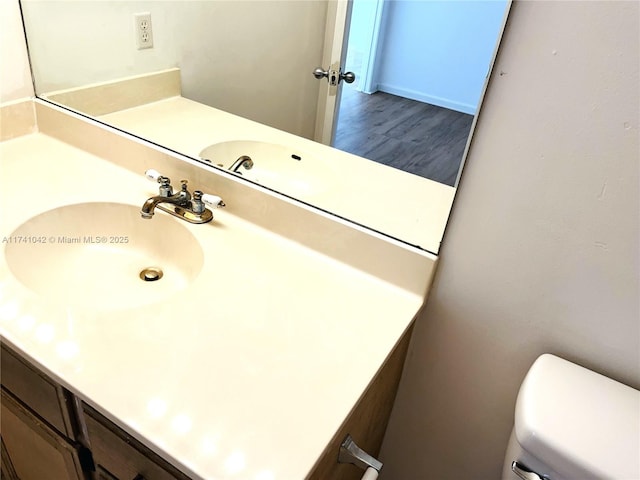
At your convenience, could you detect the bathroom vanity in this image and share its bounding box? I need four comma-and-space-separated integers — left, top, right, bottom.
1, 324, 413, 480
0, 100, 437, 479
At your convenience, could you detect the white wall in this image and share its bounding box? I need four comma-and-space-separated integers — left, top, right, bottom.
0, 0, 34, 102
20, 1, 327, 138
379, 1, 639, 479
375, 0, 507, 114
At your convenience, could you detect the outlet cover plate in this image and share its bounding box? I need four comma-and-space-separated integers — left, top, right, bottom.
134, 12, 153, 50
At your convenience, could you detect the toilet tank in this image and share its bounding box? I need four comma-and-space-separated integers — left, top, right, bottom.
503, 354, 640, 480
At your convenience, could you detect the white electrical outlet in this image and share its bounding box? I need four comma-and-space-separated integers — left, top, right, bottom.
134, 12, 153, 50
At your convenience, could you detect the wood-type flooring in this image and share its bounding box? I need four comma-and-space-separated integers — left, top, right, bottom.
334, 89, 474, 187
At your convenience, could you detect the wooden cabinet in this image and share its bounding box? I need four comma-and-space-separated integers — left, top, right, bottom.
1, 388, 86, 480
0, 343, 88, 480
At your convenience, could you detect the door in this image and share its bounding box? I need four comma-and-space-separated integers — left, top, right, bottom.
313, 0, 354, 145
314, 0, 384, 146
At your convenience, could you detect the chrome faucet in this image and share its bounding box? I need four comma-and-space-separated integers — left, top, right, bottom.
141, 170, 225, 224
229, 155, 254, 174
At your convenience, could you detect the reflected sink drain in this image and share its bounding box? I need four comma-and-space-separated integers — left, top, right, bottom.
140, 267, 163, 282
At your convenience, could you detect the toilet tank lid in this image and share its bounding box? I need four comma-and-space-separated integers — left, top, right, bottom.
515, 354, 640, 480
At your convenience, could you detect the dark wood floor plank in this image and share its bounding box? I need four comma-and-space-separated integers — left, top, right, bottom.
334, 89, 473, 186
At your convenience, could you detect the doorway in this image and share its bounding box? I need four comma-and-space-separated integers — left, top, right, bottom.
332, 0, 508, 187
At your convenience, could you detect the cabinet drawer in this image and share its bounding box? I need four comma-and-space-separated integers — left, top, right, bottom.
83, 404, 190, 480
0, 343, 75, 439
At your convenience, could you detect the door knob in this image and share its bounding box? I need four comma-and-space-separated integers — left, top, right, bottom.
340, 71, 356, 84
313, 67, 329, 80
312, 67, 356, 86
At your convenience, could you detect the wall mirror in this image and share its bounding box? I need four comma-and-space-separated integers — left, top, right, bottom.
19, 0, 510, 254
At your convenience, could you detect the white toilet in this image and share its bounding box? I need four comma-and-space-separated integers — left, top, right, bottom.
502, 354, 640, 480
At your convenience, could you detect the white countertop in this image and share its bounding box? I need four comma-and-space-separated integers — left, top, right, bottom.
0, 127, 428, 479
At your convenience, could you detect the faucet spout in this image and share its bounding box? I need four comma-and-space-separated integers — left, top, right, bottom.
140, 196, 164, 219
140, 192, 190, 219
229, 155, 254, 174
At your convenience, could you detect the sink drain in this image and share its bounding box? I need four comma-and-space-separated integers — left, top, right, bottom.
139, 267, 163, 282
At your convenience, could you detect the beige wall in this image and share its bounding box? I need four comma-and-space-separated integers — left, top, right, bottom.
20, 1, 327, 138
0, 0, 34, 102
379, 1, 639, 479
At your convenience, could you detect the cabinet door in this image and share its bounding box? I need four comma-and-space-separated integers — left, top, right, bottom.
0, 388, 85, 480
83, 404, 191, 480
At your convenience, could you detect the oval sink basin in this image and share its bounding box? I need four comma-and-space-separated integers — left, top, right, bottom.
4, 203, 204, 311
199, 140, 338, 197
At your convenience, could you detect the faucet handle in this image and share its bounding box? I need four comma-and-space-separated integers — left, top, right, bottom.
145, 169, 162, 181
192, 191, 225, 216
145, 169, 173, 196
145, 169, 171, 186
201, 193, 226, 208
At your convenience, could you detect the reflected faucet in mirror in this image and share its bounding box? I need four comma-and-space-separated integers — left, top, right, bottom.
229, 155, 254, 174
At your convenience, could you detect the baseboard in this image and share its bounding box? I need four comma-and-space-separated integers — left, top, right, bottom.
376, 83, 477, 115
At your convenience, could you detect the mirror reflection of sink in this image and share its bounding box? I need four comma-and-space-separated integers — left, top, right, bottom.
4, 203, 204, 310
199, 140, 339, 197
